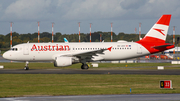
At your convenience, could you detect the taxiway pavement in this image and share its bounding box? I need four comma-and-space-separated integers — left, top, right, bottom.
0, 69, 180, 75
1, 94, 180, 101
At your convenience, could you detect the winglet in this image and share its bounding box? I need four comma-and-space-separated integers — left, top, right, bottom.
64, 38, 69, 43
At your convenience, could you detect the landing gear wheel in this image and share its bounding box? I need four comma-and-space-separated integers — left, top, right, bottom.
24, 66, 29, 70
81, 64, 89, 69
24, 61, 29, 70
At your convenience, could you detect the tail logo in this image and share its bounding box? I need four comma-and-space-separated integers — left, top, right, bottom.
153, 28, 165, 36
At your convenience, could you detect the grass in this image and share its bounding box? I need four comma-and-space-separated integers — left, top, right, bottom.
0, 74, 180, 97
0, 62, 180, 97
0, 62, 180, 70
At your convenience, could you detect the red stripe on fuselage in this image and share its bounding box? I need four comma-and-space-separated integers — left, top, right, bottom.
136, 36, 174, 54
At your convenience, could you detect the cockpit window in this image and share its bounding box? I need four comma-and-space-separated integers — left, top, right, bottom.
11, 48, 18, 51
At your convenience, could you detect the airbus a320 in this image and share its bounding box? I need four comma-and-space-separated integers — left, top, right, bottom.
3, 15, 174, 70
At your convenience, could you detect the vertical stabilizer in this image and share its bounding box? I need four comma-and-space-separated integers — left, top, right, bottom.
136, 15, 174, 54
139, 15, 171, 43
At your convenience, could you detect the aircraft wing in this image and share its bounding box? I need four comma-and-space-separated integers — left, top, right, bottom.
72, 49, 105, 59
58, 46, 112, 60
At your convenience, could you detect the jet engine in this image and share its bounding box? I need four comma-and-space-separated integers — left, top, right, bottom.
54, 57, 72, 67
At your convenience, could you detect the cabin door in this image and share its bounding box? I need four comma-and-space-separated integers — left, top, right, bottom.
23, 44, 29, 55
137, 44, 142, 54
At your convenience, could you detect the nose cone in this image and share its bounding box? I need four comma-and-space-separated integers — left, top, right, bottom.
3, 51, 10, 60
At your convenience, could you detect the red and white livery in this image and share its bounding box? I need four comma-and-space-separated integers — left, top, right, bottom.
3, 15, 174, 70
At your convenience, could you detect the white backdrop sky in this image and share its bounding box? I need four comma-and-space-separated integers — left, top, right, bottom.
0, 0, 180, 35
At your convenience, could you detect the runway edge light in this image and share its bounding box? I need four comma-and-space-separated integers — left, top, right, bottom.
160, 80, 173, 89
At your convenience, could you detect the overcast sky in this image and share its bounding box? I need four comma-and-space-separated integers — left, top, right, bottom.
0, 0, 180, 35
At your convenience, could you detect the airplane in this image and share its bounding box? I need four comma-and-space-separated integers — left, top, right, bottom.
164, 47, 180, 54
163, 47, 180, 59
3, 14, 174, 70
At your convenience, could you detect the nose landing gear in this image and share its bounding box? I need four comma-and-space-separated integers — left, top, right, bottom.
24, 61, 29, 70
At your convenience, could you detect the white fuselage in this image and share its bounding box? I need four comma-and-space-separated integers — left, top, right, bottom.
164, 47, 180, 53
3, 42, 150, 62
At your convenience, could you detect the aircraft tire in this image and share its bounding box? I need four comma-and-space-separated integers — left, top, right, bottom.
81, 64, 89, 69
24, 66, 29, 70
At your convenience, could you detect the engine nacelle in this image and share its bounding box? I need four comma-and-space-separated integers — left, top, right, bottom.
54, 57, 72, 67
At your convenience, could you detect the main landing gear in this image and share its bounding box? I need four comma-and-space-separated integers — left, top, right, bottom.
81, 63, 89, 69
24, 61, 29, 70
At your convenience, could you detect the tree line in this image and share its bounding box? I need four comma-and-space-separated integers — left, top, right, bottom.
0, 31, 177, 50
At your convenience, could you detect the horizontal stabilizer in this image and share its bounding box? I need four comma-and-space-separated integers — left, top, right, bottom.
152, 44, 174, 49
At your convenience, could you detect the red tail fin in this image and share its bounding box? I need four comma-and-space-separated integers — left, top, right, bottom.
137, 15, 171, 43
136, 15, 174, 54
